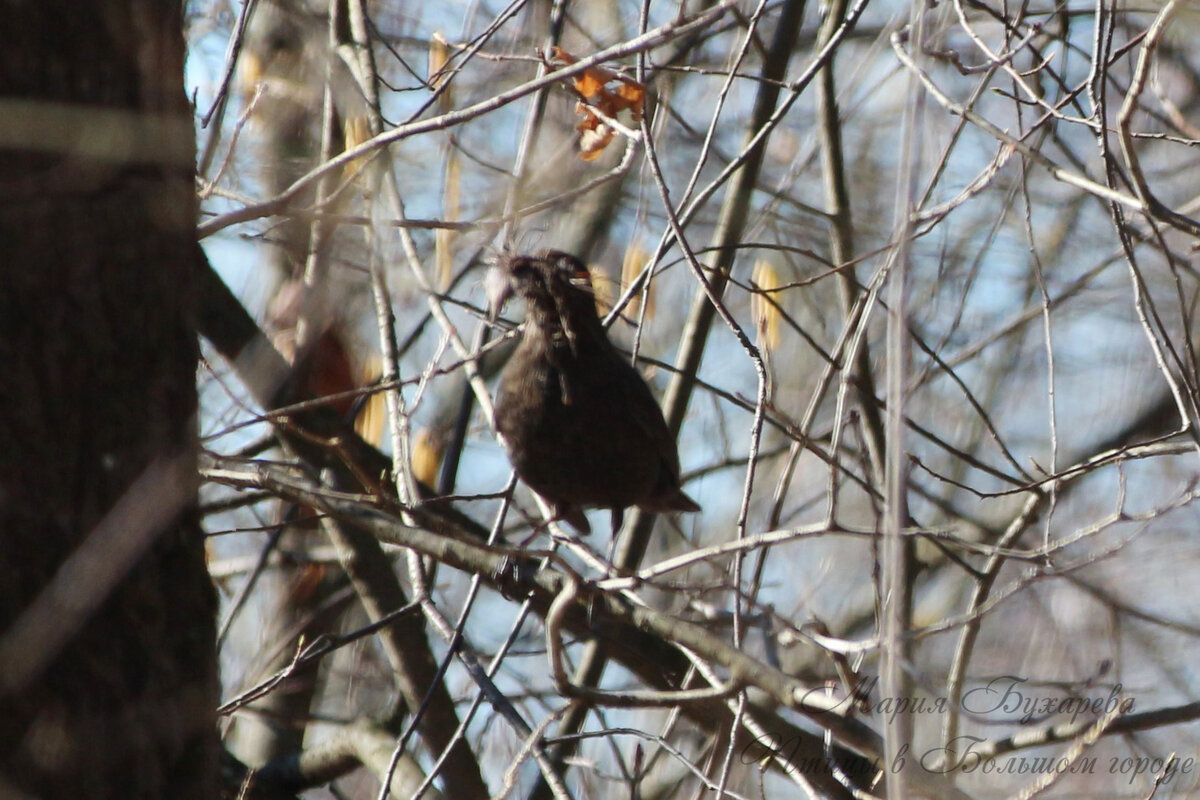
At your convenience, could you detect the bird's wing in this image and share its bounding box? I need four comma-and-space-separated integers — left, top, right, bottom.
608, 352, 682, 481
613, 361, 702, 512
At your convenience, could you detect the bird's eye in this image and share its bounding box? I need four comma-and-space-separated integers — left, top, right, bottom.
553, 256, 592, 289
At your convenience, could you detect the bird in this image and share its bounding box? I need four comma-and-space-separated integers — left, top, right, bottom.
488, 249, 700, 535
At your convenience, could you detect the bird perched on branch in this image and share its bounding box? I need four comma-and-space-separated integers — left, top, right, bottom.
488, 249, 700, 535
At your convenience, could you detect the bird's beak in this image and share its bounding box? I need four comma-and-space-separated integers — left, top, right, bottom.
485, 265, 512, 321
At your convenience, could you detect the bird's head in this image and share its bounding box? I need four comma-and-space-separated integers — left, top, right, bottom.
487, 250, 594, 311
486, 250, 600, 345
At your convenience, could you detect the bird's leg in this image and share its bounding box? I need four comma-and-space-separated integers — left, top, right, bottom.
530, 501, 589, 536
610, 507, 624, 537
516, 525, 548, 549
517, 510, 587, 549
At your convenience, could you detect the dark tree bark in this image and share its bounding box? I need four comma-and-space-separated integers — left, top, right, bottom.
0, 2, 219, 798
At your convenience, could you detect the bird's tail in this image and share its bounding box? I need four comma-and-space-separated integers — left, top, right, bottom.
643, 489, 701, 514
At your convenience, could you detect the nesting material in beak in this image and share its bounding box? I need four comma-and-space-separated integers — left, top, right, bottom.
485, 264, 513, 321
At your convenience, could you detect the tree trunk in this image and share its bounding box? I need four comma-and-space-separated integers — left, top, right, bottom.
0, 2, 218, 798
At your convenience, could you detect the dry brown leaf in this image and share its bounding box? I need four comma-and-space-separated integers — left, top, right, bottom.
287, 563, 328, 604
577, 114, 615, 161
550, 46, 646, 161
573, 68, 608, 100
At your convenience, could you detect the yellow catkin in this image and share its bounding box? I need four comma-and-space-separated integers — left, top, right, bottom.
435, 151, 460, 290
620, 241, 655, 320
353, 354, 385, 447
409, 427, 444, 488
750, 260, 782, 352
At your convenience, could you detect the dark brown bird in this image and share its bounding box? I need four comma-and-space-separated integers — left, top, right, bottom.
489, 249, 700, 534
